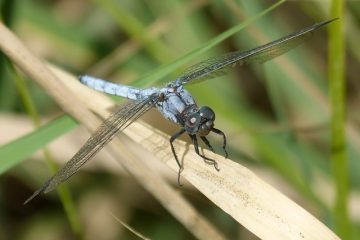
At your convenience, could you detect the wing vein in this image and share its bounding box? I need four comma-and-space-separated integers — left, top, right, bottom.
176, 19, 335, 85
24, 95, 159, 204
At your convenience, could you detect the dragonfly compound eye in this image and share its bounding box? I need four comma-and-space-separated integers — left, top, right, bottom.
199, 106, 215, 121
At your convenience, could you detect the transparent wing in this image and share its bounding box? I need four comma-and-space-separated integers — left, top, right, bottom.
24, 95, 159, 204
176, 19, 336, 85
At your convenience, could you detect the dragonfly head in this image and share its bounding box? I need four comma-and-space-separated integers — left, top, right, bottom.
185, 106, 215, 136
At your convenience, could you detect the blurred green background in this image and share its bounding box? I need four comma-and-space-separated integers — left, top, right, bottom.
0, 0, 358, 239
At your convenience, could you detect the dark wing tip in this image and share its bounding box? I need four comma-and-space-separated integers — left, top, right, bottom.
23, 180, 51, 205
315, 18, 339, 29
297, 18, 338, 37
23, 188, 43, 205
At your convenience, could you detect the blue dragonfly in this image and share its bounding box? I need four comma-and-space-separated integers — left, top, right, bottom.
24, 19, 336, 204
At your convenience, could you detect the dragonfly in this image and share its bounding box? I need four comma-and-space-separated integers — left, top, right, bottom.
24, 18, 336, 204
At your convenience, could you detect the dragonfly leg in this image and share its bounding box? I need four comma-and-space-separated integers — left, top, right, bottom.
211, 128, 228, 158
190, 134, 219, 171
170, 128, 186, 185
200, 136, 215, 153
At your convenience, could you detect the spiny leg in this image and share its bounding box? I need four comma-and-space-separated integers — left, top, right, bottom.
211, 128, 228, 158
200, 136, 215, 153
190, 134, 219, 171
170, 128, 186, 185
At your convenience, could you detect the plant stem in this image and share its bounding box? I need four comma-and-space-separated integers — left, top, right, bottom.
329, 0, 350, 238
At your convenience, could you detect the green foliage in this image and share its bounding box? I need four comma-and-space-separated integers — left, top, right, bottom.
0, 0, 358, 239
0, 116, 76, 174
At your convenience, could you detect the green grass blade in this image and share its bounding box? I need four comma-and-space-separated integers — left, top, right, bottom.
328, 1, 350, 238
0, 115, 77, 174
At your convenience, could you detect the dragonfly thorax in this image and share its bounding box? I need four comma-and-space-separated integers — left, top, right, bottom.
185, 106, 215, 136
